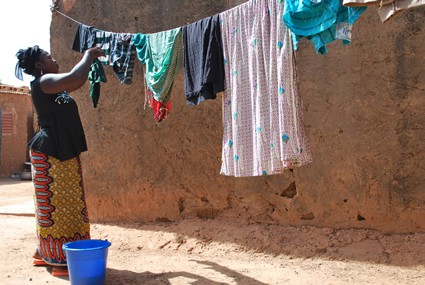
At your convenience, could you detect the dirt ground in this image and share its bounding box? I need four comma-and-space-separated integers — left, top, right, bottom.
0, 178, 424, 285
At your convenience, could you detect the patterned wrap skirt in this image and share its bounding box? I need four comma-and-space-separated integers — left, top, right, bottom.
30, 149, 90, 266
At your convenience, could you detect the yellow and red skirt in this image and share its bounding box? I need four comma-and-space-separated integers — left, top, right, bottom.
30, 149, 90, 266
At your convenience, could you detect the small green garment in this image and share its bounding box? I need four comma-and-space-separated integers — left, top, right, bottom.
88, 59, 107, 108
132, 28, 182, 103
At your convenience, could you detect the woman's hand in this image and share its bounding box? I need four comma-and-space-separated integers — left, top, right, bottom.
85, 47, 105, 60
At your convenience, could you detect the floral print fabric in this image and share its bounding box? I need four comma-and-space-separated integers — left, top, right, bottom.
219, 0, 312, 177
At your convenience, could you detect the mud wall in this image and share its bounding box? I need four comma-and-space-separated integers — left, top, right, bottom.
50, 0, 425, 233
0, 85, 32, 177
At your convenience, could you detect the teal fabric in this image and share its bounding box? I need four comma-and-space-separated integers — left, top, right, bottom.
283, 0, 366, 54
132, 33, 148, 63
88, 59, 107, 108
283, 0, 340, 37
132, 28, 182, 103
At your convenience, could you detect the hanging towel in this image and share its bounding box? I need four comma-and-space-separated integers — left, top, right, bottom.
88, 59, 107, 108
219, 0, 312, 177
283, 0, 366, 54
182, 14, 225, 106
132, 28, 182, 103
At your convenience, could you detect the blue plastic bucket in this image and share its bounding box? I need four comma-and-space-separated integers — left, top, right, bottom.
63, 239, 111, 285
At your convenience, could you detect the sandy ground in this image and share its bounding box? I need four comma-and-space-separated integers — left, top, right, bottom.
0, 178, 424, 285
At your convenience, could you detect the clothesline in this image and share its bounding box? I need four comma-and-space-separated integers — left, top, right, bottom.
49, 1, 249, 35
49, 1, 364, 56
50, 0, 425, 51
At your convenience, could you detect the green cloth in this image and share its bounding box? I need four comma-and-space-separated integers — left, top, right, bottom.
132, 28, 182, 103
88, 59, 107, 108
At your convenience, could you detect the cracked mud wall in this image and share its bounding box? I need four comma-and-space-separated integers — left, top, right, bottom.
50, 1, 425, 233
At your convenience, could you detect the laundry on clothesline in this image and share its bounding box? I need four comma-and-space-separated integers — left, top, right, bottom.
53, 0, 424, 176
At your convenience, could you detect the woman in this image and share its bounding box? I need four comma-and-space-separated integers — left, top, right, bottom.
15, 45, 104, 277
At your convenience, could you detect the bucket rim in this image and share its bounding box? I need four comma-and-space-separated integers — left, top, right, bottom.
62, 239, 111, 251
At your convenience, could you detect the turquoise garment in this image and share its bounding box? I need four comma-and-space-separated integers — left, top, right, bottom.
88, 59, 107, 108
283, 0, 366, 54
132, 28, 182, 103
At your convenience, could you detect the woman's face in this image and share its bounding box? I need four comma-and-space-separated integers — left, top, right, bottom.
36, 51, 60, 74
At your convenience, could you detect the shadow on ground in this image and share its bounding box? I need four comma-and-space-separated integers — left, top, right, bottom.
106, 260, 267, 285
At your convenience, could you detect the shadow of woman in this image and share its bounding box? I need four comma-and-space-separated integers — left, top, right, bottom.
105, 260, 268, 285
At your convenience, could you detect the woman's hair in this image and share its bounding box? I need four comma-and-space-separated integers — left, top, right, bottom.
15, 45, 44, 80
